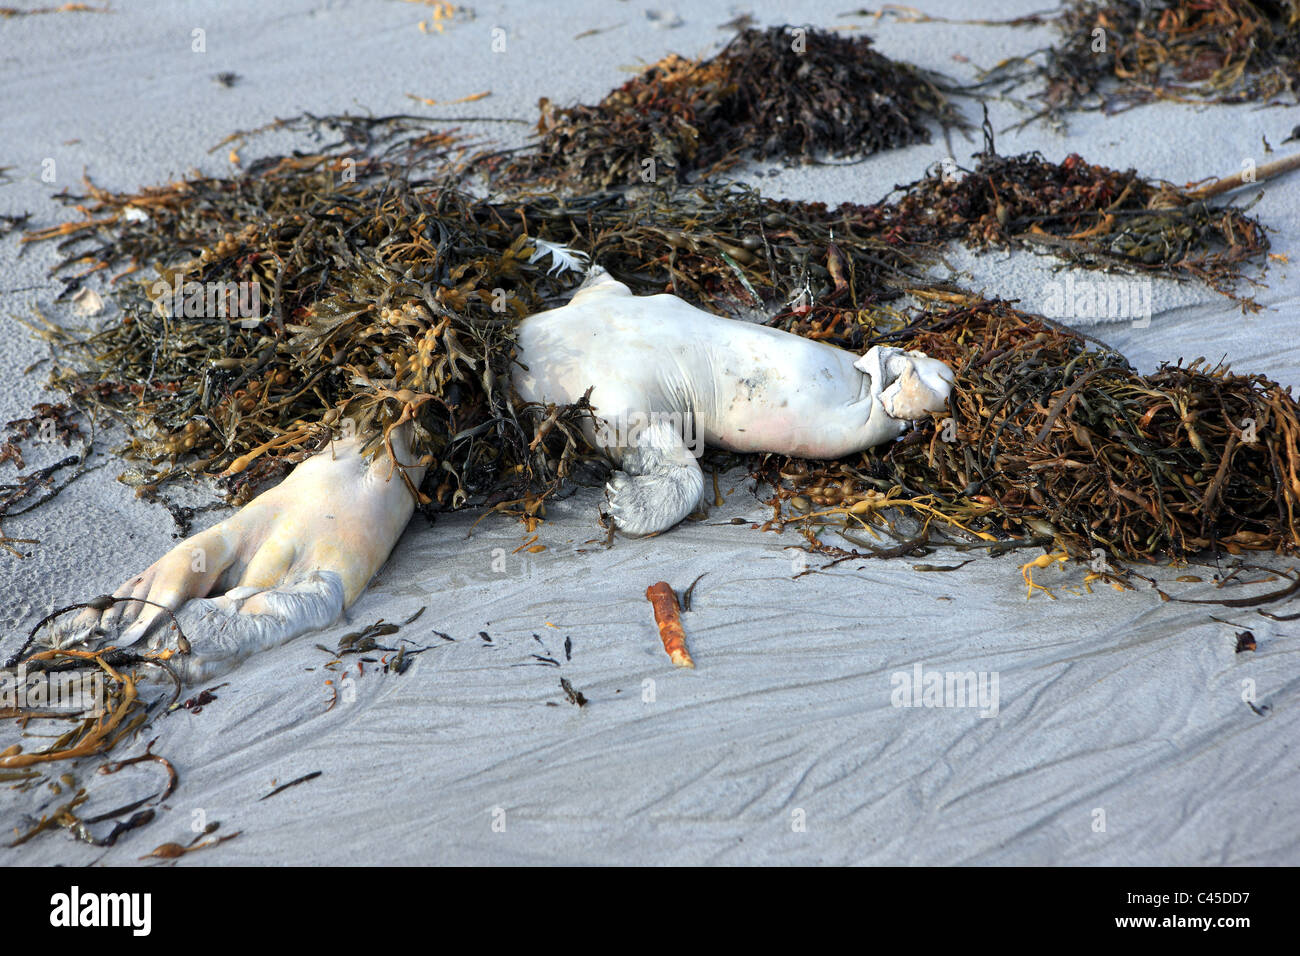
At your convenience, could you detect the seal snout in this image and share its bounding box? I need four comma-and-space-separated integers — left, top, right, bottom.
881, 351, 954, 420
853, 346, 955, 423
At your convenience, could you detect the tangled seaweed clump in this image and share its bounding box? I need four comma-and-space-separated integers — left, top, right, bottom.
0, 645, 180, 850
881, 139, 1270, 302
759, 293, 1300, 565
1001, 0, 1300, 119
509, 24, 962, 188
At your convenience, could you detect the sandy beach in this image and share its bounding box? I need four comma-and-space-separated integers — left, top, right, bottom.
1, 0, 1298, 865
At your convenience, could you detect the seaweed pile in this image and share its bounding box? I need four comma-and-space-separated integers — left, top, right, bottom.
757, 292, 1300, 564
13, 103, 1294, 563
507, 25, 963, 188
879, 129, 1270, 302
18, 119, 610, 513
994, 0, 1300, 121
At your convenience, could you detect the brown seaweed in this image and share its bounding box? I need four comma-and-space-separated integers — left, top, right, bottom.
877, 117, 1271, 305
505, 24, 964, 188
983, 0, 1300, 123
758, 291, 1300, 565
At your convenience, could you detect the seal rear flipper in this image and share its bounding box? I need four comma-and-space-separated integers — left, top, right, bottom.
145, 572, 347, 684
42, 428, 422, 683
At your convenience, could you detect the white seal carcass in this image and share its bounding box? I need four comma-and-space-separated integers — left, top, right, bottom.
514, 268, 953, 534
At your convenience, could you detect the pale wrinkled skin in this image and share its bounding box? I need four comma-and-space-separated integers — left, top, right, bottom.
49, 269, 954, 681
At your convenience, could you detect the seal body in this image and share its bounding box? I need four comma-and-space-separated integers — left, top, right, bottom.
513, 270, 953, 536
517, 272, 875, 458
514, 269, 956, 538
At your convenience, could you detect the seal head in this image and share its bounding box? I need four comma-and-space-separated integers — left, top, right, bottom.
854, 346, 955, 429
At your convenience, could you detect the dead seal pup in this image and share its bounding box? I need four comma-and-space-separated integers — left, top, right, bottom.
48, 268, 953, 681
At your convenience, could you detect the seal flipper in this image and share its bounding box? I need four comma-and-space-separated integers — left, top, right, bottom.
146, 572, 346, 683
605, 418, 704, 536
44, 428, 422, 682
47, 572, 346, 684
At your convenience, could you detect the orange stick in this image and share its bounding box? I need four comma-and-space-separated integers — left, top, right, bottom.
645, 581, 694, 668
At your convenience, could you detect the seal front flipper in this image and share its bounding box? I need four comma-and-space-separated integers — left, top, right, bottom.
604, 418, 704, 536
